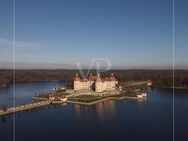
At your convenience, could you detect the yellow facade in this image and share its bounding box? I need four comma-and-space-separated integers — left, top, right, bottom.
74, 74, 118, 93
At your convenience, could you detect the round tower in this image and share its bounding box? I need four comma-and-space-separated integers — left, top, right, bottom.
95, 74, 103, 92
74, 74, 81, 91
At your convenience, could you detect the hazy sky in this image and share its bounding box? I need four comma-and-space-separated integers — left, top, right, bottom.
0, 0, 187, 69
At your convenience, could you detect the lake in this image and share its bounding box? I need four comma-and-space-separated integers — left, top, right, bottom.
0, 82, 188, 141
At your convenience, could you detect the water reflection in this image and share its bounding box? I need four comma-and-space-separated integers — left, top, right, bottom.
0, 115, 13, 125
73, 104, 82, 119
136, 97, 147, 102
95, 100, 116, 121
72, 100, 116, 122
1, 116, 6, 123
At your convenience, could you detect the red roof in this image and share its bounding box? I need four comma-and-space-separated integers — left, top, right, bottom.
74, 73, 118, 82
88, 73, 96, 81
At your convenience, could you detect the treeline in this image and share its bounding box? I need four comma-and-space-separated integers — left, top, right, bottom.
113, 70, 188, 88
0, 69, 188, 88
0, 69, 13, 86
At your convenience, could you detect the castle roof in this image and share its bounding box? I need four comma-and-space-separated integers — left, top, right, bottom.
74, 73, 118, 82
88, 73, 96, 81
104, 77, 111, 81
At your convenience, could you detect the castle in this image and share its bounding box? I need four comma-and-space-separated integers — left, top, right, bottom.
74, 73, 118, 92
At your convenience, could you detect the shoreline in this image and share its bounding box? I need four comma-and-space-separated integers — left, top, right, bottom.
156, 86, 188, 90
0, 80, 69, 87
0, 95, 140, 116
66, 95, 139, 106
1, 82, 188, 90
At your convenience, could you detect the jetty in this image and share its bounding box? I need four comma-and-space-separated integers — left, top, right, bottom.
0, 92, 76, 116
0, 101, 50, 116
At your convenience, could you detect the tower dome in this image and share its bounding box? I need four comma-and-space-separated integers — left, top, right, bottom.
96, 73, 102, 82
110, 73, 116, 81
74, 73, 81, 81
88, 73, 95, 81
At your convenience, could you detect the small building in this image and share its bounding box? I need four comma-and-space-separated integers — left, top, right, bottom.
137, 91, 147, 98
137, 94, 143, 98
60, 98, 67, 102
147, 80, 152, 86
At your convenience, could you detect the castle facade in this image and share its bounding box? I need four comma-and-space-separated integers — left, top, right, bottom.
74, 73, 118, 93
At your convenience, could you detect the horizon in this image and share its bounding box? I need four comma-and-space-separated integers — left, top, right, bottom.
0, 68, 188, 71
0, 0, 188, 69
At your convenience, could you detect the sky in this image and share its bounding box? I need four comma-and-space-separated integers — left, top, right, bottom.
0, 0, 187, 69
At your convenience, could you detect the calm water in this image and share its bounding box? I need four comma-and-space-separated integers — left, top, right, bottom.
0, 81, 65, 107
0, 82, 188, 141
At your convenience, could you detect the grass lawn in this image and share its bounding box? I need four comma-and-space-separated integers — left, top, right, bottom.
52, 93, 69, 97
34, 94, 50, 98
68, 95, 103, 103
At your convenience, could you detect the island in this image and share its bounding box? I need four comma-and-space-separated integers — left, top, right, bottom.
33, 73, 151, 105
0, 73, 152, 116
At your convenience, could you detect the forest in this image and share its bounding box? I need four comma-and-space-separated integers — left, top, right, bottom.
0, 69, 188, 89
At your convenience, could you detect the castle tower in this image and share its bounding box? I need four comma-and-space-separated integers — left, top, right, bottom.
88, 73, 95, 89
74, 74, 81, 91
95, 73, 103, 92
